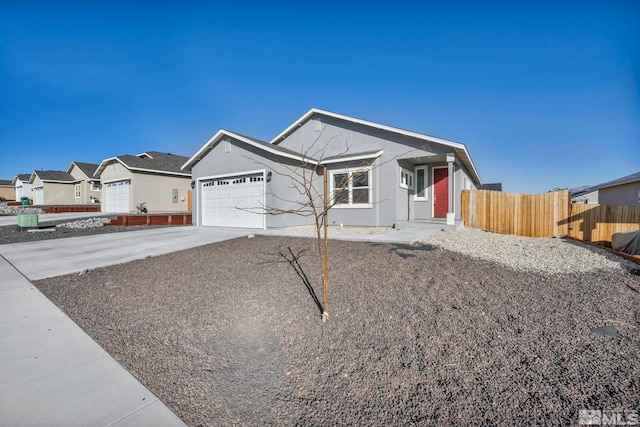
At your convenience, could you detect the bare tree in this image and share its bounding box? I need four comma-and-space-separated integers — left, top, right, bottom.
245, 130, 415, 322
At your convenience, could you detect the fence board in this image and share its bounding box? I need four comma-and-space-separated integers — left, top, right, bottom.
461, 189, 570, 238
567, 203, 640, 244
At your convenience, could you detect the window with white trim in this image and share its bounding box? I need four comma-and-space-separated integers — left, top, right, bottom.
400, 167, 414, 189
75, 184, 81, 199
414, 166, 428, 200
330, 167, 372, 207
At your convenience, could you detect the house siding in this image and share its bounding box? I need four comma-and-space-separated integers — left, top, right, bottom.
31, 176, 76, 205
191, 136, 318, 228
599, 182, 640, 206
100, 162, 190, 213
277, 115, 476, 226
15, 178, 33, 201
68, 164, 101, 204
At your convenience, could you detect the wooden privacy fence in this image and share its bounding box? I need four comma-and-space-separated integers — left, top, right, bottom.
462, 189, 640, 242
462, 189, 569, 237
564, 203, 640, 244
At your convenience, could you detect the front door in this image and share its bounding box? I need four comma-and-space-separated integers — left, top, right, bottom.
433, 167, 448, 218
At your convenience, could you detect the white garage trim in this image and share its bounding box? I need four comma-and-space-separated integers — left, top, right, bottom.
198, 169, 266, 229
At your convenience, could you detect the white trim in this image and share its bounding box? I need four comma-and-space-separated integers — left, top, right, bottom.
414, 166, 428, 201
329, 166, 373, 208
320, 150, 384, 165
101, 177, 132, 185
270, 108, 482, 186
432, 166, 449, 218
96, 157, 191, 178
399, 167, 414, 190
182, 130, 318, 171
74, 183, 81, 199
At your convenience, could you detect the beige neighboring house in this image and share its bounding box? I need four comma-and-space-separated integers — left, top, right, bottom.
67, 161, 101, 204
13, 174, 33, 201
95, 151, 191, 213
29, 170, 77, 205
0, 180, 14, 200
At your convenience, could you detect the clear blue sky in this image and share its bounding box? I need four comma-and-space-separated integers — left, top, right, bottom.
1, 1, 638, 193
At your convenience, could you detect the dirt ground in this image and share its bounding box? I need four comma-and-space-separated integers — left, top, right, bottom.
34, 235, 640, 426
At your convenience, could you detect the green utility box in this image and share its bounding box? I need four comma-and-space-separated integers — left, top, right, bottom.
17, 213, 39, 229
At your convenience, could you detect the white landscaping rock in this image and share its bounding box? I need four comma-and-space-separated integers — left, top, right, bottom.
419, 228, 635, 274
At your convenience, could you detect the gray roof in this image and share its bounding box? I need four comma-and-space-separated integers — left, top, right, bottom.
116, 151, 190, 174
31, 170, 77, 183
478, 183, 502, 191
569, 171, 640, 197
597, 171, 640, 190
0, 179, 12, 187
232, 132, 313, 159
97, 151, 192, 176
13, 174, 32, 184
70, 162, 100, 180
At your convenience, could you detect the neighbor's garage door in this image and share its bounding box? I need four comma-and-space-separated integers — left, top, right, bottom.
105, 180, 130, 212
33, 187, 43, 205
200, 173, 264, 228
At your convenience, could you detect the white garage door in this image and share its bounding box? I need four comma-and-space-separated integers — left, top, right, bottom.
201, 173, 265, 228
33, 187, 43, 205
105, 180, 130, 212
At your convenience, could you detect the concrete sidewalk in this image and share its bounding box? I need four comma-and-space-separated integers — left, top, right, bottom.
0, 225, 443, 426
0, 256, 187, 426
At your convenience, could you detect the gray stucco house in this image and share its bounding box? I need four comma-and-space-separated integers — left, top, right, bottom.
597, 171, 640, 206
182, 108, 482, 229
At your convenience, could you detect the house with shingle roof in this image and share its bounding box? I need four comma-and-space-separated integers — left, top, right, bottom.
67, 161, 101, 204
570, 171, 640, 206
12, 174, 33, 201
597, 171, 640, 206
183, 108, 482, 229
29, 170, 77, 205
95, 151, 192, 213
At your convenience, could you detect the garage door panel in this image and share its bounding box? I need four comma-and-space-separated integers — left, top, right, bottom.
201, 173, 264, 228
105, 180, 129, 213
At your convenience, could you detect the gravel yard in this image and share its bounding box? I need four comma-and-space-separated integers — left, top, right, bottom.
33, 231, 640, 426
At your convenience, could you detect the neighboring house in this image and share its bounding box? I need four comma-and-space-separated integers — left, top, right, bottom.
67, 161, 101, 204
478, 183, 502, 192
29, 170, 77, 205
597, 171, 640, 206
13, 174, 33, 201
570, 185, 599, 204
95, 151, 191, 213
0, 179, 14, 200
183, 108, 482, 229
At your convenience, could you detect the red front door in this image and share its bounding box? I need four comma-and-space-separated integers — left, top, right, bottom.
433, 168, 448, 218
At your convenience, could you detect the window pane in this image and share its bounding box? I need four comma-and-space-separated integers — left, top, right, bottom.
333, 173, 348, 190
352, 189, 369, 204
334, 189, 349, 204
416, 169, 425, 198
352, 171, 368, 188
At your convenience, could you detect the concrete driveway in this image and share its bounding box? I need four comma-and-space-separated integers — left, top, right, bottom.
0, 226, 255, 281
